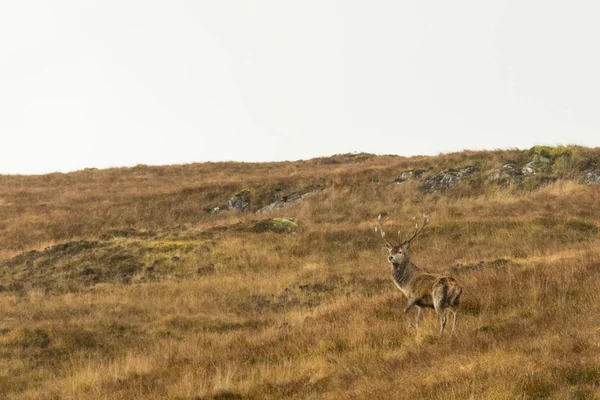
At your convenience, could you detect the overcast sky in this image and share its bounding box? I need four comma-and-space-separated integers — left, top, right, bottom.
1, 1, 599, 174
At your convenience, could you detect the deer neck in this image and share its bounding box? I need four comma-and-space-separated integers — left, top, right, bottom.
391, 257, 416, 289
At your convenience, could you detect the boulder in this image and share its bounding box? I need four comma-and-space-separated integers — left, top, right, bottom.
422, 166, 479, 193
256, 200, 285, 213
582, 170, 600, 186
256, 192, 310, 214
488, 164, 524, 185
251, 218, 299, 233
522, 154, 552, 176
227, 189, 251, 212
392, 169, 427, 185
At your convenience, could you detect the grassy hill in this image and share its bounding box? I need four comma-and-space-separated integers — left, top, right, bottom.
1, 146, 600, 399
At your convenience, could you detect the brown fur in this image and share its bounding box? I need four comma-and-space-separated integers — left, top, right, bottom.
378, 215, 463, 334
388, 244, 463, 334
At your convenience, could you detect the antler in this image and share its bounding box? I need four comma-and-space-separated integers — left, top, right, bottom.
375, 214, 395, 248
401, 214, 429, 246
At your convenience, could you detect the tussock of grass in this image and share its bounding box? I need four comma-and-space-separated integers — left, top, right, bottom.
1, 147, 600, 399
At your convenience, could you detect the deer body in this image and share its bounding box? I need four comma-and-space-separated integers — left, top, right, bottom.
377, 215, 462, 334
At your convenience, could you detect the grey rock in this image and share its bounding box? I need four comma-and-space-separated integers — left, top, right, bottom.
488, 164, 524, 184
522, 166, 534, 176
522, 154, 552, 176
257, 200, 286, 213
422, 166, 479, 193
582, 170, 600, 186
256, 192, 310, 214
228, 190, 251, 212
393, 169, 427, 185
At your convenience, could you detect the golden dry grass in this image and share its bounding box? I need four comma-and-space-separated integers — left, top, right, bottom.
1, 148, 600, 399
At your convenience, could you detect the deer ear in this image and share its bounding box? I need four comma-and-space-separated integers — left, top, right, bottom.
402, 242, 411, 250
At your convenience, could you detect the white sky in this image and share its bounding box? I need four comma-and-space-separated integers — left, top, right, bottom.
1, 1, 600, 174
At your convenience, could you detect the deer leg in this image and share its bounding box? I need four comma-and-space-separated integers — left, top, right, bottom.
436, 308, 447, 335
415, 306, 424, 328
404, 298, 419, 314
404, 298, 419, 328
433, 282, 449, 335
450, 306, 458, 335
433, 296, 447, 335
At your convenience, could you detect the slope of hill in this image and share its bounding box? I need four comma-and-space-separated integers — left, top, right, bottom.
1, 146, 600, 399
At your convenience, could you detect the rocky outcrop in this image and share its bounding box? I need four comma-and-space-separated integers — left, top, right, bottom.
250, 218, 299, 233
488, 153, 555, 186
582, 170, 600, 186
392, 169, 427, 185
227, 189, 251, 212
256, 192, 311, 214
422, 166, 479, 193
522, 154, 552, 176
256, 200, 286, 213
487, 164, 524, 185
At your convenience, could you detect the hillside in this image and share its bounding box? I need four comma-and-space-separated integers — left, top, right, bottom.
1, 146, 600, 399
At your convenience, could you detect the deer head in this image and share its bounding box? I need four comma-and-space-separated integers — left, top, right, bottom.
375, 214, 429, 264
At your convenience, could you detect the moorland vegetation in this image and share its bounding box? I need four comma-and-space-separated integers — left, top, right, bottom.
1, 146, 600, 399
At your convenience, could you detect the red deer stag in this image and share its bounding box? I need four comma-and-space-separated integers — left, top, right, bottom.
375, 214, 462, 334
